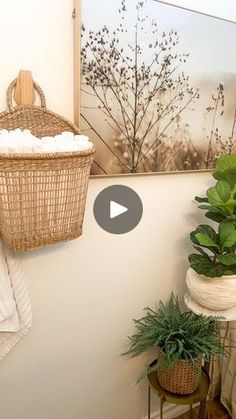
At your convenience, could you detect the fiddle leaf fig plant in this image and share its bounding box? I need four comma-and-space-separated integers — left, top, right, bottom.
189, 154, 236, 277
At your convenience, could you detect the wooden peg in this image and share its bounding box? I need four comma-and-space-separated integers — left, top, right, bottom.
14, 70, 35, 106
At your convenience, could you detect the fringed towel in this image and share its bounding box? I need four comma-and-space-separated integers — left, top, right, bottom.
0, 240, 32, 360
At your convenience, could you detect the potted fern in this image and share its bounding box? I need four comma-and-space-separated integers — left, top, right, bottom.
124, 294, 226, 394
187, 154, 236, 310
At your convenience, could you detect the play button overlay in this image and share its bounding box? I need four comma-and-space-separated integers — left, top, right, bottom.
93, 185, 143, 234
110, 201, 128, 219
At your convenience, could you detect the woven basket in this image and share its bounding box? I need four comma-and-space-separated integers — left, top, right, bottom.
0, 79, 95, 252
157, 348, 202, 395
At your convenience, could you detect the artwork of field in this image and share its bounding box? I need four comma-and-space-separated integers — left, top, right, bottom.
81, 0, 236, 175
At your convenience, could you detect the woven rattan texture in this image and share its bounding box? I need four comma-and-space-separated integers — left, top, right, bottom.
0, 80, 95, 252
157, 349, 202, 395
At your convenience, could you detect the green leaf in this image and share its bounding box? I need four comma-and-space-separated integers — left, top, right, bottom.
196, 225, 217, 240
195, 233, 218, 248
222, 230, 236, 248
224, 199, 236, 215
190, 225, 219, 254
188, 254, 226, 277
216, 180, 232, 202
195, 196, 208, 203
219, 222, 235, 247
221, 170, 236, 189
214, 155, 236, 188
205, 212, 225, 223
193, 246, 211, 259
198, 205, 225, 214
224, 266, 236, 275
218, 254, 236, 266
214, 155, 236, 173
207, 187, 224, 207
207, 181, 231, 207
225, 215, 236, 221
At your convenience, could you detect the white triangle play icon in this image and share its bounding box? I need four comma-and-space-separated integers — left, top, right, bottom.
110, 201, 128, 219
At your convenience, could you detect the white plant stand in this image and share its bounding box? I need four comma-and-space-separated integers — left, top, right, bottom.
184, 292, 236, 322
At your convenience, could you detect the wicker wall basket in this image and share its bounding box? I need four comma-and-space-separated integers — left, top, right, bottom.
0, 79, 95, 252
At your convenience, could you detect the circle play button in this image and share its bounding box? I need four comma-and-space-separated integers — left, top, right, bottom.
93, 185, 143, 234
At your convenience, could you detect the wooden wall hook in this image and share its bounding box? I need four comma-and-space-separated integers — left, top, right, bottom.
14, 70, 35, 106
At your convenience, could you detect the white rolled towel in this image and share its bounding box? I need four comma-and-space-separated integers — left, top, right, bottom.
0, 129, 93, 154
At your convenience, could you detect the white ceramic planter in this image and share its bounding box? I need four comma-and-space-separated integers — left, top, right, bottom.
186, 267, 236, 311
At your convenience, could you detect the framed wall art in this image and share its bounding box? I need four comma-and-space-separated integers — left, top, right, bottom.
74, 0, 236, 175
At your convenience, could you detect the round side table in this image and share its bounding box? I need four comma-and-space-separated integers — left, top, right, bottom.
147, 360, 210, 419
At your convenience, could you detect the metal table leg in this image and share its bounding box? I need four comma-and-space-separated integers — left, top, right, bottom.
199, 359, 210, 418
199, 396, 207, 418
148, 385, 151, 419
160, 396, 165, 419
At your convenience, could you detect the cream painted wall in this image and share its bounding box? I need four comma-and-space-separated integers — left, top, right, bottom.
0, 2, 234, 419
0, 0, 74, 119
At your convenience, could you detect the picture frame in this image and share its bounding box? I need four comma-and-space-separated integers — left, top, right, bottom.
74, 0, 236, 177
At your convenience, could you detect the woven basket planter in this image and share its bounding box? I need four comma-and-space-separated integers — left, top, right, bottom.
157, 348, 202, 395
0, 79, 95, 252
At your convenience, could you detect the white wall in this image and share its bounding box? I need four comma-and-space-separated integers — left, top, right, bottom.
0, 2, 234, 419
0, 0, 74, 119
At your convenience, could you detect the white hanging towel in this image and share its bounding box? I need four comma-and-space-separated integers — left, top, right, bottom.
0, 240, 32, 360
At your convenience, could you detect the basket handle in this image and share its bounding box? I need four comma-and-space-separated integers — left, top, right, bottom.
7, 79, 47, 110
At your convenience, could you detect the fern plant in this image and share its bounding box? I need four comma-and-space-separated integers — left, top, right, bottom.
124, 294, 227, 376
